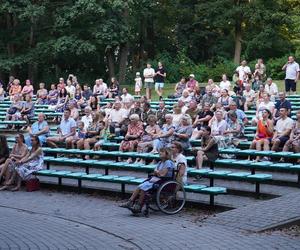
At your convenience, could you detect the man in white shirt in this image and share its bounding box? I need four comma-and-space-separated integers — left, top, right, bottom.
143, 63, 155, 100
47, 109, 77, 148
243, 84, 256, 111
108, 101, 128, 134
271, 108, 294, 151
236, 60, 251, 81
81, 106, 93, 130
121, 88, 134, 104
93, 79, 108, 101
264, 78, 278, 102
282, 56, 300, 95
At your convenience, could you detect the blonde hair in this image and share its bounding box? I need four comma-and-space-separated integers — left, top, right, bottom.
129, 114, 140, 121
180, 114, 192, 125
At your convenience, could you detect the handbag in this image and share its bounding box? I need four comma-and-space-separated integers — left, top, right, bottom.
26, 178, 40, 192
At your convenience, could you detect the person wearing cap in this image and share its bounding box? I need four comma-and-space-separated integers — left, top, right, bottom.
143, 63, 155, 100
186, 74, 199, 94
134, 72, 142, 96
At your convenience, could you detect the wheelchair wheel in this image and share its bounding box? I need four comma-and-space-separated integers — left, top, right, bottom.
156, 181, 186, 215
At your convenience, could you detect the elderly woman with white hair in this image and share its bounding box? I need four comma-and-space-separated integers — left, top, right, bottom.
172, 114, 193, 150
119, 114, 144, 163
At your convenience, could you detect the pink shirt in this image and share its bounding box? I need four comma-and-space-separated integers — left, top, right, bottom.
22, 85, 34, 96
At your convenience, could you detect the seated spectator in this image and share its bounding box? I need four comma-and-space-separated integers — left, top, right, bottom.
251, 75, 263, 92
222, 111, 244, 148
185, 100, 200, 123
6, 94, 23, 127
171, 104, 182, 126
192, 103, 214, 139
171, 142, 187, 185
152, 114, 175, 153
128, 101, 142, 119
219, 74, 231, 91
274, 92, 292, 120
25, 113, 49, 147
121, 87, 134, 103
108, 77, 120, 98
21, 79, 34, 98
170, 77, 186, 98
271, 108, 294, 152
186, 74, 198, 94
74, 83, 86, 108
178, 90, 192, 107
0, 136, 9, 165
93, 79, 108, 101
47, 109, 76, 148
55, 88, 69, 113
77, 112, 102, 159
249, 109, 274, 161
226, 101, 248, 125
6, 76, 15, 94
119, 148, 174, 212
136, 115, 161, 163
88, 95, 99, 111
48, 84, 59, 105
57, 77, 65, 90
264, 78, 278, 102
255, 84, 266, 105
201, 87, 218, 111
69, 102, 79, 120
243, 83, 255, 111
141, 102, 155, 127
82, 84, 93, 102
119, 114, 144, 163
218, 89, 233, 111
20, 94, 35, 129
0, 82, 5, 101
36, 82, 48, 105
65, 79, 76, 98
155, 101, 169, 127
234, 89, 246, 110
210, 110, 228, 136
252, 93, 275, 126
232, 71, 240, 93
108, 101, 128, 135
9, 79, 22, 99
81, 106, 93, 130
172, 114, 193, 151
195, 126, 218, 169
193, 86, 202, 103
3, 136, 43, 191
282, 110, 300, 162
178, 99, 188, 113
0, 134, 28, 187
207, 79, 220, 98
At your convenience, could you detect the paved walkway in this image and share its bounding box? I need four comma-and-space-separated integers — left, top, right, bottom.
1, 190, 300, 249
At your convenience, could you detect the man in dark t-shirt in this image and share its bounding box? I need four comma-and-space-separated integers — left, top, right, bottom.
154, 61, 166, 100
274, 92, 292, 119
193, 103, 214, 130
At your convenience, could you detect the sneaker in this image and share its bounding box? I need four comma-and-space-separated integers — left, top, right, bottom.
119, 200, 133, 209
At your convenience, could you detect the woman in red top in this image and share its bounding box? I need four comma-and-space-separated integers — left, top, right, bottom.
249, 109, 273, 161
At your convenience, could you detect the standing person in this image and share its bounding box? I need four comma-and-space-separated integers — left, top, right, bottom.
282, 56, 300, 95
143, 63, 155, 100
236, 60, 251, 83
154, 61, 166, 100
134, 72, 142, 96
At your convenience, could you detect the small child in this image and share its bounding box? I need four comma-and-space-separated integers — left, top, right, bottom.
134, 72, 142, 96
71, 121, 86, 148
93, 121, 106, 151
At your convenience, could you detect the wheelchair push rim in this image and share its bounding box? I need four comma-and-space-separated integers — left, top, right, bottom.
156, 180, 186, 215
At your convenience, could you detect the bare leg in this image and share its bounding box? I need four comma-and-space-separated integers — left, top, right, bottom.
196, 150, 205, 169
271, 139, 281, 152
255, 141, 262, 161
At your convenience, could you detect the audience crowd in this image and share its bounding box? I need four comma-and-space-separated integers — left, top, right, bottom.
0, 56, 299, 191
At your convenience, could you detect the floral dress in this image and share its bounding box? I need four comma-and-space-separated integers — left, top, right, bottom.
120, 122, 144, 151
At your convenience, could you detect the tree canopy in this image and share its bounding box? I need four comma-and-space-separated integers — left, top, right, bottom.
0, 0, 299, 87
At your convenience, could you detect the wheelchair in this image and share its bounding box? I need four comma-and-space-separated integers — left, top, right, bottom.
130, 170, 186, 216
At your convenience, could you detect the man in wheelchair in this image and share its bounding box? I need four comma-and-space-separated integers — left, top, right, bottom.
120, 143, 187, 215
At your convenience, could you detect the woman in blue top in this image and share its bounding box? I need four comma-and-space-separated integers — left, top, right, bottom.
120, 148, 174, 213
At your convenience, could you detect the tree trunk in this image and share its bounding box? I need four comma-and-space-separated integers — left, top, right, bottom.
146, 16, 155, 59
106, 47, 116, 79
28, 15, 37, 84
6, 13, 17, 76
234, 22, 242, 64
118, 43, 129, 85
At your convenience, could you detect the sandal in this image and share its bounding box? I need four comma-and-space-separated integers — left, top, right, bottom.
119, 200, 134, 209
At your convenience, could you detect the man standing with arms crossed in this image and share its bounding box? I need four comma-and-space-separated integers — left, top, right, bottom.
282, 56, 299, 95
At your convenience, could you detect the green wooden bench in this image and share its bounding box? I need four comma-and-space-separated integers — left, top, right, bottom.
34, 169, 226, 206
